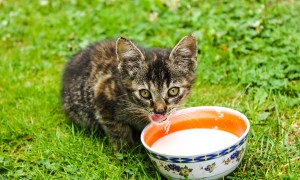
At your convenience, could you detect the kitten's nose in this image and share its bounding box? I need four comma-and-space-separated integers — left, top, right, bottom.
154, 100, 167, 115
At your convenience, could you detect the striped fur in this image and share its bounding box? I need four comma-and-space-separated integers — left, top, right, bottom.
61, 35, 197, 150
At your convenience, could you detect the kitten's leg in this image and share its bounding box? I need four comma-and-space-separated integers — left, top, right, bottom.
96, 113, 134, 150
104, 121, 134, 151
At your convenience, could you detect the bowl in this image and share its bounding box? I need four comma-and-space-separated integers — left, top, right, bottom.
141, 106, 250, 179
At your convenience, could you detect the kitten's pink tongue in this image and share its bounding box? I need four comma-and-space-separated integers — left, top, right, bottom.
150, 114, 166, 122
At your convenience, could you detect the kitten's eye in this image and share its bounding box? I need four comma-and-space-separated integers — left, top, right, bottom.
168, 87, 179, 97
139, 89, 151, 99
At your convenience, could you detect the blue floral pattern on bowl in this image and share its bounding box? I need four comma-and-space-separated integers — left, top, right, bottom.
151, 145, 246, 179
147, 135, 247, 163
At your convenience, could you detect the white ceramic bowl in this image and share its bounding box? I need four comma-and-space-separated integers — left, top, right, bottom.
141, 106, 250, 179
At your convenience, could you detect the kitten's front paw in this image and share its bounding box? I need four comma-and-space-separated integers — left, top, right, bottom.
109, 126, 135, 152
112, 138, 134, 152
102, 121, 135, 151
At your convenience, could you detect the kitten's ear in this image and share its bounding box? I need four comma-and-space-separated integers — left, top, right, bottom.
168, 35, 198, 71
116, 37, 145, 76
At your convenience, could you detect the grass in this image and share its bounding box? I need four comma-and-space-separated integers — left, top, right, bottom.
0, 0, 299, 179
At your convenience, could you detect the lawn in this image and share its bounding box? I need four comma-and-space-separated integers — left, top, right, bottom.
0, 0, 299, 179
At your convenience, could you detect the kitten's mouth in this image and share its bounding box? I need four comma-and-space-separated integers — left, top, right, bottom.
149, 114, 168, 124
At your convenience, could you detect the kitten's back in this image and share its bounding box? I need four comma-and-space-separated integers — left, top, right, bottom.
61, 40, 119, 130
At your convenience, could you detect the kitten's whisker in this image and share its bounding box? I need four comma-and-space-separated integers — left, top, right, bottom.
164, 107, 196, 121
119, 105, 149, 116
116, 93, 129, 98
175, 106, 190, 110
174, 112, 196, 120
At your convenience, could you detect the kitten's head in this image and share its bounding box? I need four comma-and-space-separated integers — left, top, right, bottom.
116, 35, 197, 125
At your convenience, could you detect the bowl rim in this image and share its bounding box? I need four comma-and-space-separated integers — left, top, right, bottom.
140, 106, 250, 158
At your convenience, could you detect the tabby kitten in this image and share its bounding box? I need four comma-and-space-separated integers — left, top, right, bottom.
61, 35, 197, 150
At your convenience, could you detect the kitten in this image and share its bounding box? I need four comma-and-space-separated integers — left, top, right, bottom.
61, 35, 197, 150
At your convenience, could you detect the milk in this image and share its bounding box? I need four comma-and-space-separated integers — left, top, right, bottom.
151, 128, 239, 156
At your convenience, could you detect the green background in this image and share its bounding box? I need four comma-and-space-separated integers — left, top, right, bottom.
0, 0, 299, 179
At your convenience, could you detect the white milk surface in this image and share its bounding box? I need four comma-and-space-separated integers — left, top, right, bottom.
151, 128, 239, 156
